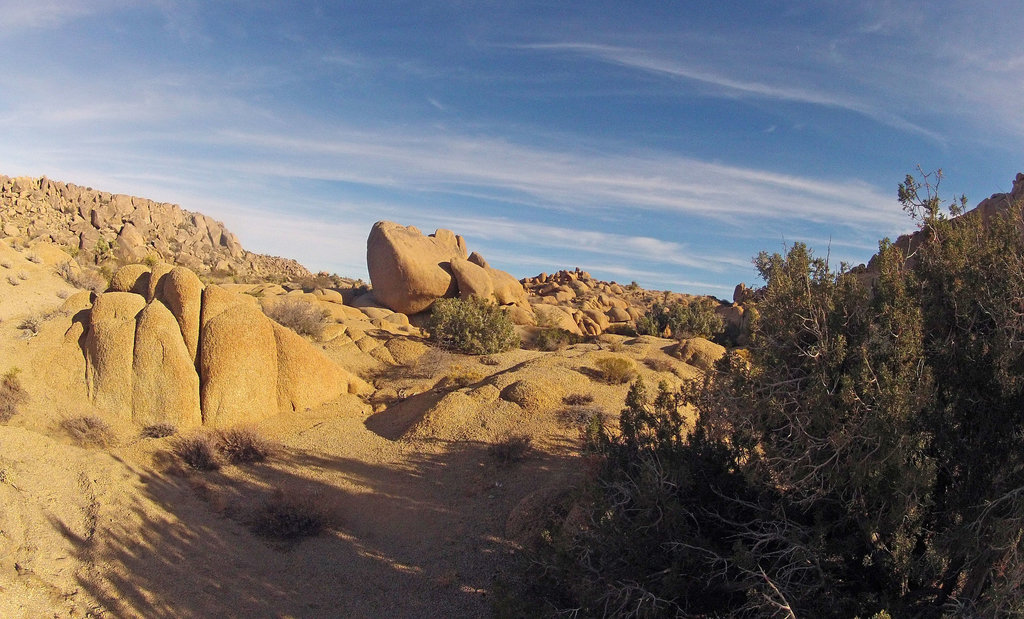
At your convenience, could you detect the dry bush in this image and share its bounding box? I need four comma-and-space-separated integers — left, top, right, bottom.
173, 433, 221, 471
61, 415, 114, 447
478, 355, 501, 366
0, 259, 11, 269
0, 368, 28, 422
141, 423, 177, 439
6, 274, 19, 286
56, 289, 71, 299
18, 315, 41, 335
489, 433, 532, 465
594, 356, 637, 384
249, 489, 327, 540
436, 364, 485, 390
644, 357, 676, 373
16, 271, 28, 280
26, 253, 42, 264
557, 406, 608, 428
563, 392, 594, 406
56, 261, 107, 293
264, 298, 330, 339
216, 426, 276, 463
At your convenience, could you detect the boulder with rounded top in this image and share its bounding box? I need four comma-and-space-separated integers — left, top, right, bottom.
157, 267, 205, 365
132, 301, 202, 428
85, 292, 147, 419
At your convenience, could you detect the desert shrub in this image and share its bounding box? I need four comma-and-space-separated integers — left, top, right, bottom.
57, 261, 106, 293
141, 423, 177, 439
249, 490, 326, 539
173, 433, 220, 471
6, 274, 19, 286
478, 355, 501, 366
16, 270, 27, 280
263, 298, 330, 339
489, 433, 532, 465
0, 259, 11, 269
61, 415, 114, 447
435, 364, 484, 390
25, 253, 42, 264
562, 392, 594, 406
0, 368, 28, 422
216, 426, 275, 463
534, 326, 582, 351
635, 297, 724, 340
426, 296, 519, 355
522, 171, 1024, 617
643, 357, 675, 373
593, 356, 636, 384
18, 315, 41, 335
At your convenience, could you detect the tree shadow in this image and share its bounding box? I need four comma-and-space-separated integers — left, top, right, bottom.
52, 433, 584, 617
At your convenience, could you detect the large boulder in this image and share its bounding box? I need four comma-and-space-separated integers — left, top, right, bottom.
199, 303, 278, 427
132, 301, 202, 428
672, 337, 726, 372
156, 266, 204, 365
450, 256, 494, 300
273, 323, 371, 411
108, 264, 151, 296
367, 221, 464, 314
85, 292, 147, 419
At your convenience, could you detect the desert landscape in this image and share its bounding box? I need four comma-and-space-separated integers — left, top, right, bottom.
0, 174, 744, 617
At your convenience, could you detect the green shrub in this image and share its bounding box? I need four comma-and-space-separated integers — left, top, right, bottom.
534, 326, 582, 351
635, 297, 724, 340
593, 356, 636, 384
425, 296, 519, 355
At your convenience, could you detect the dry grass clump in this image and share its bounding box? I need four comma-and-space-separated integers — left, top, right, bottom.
249, 490, 327, 540
489, 433, 532, 465
25, 253, 42, 264
141, 422, 178, 439
56, 261, 107, 293
644, 357, 676, 373
61, 415, 114, 447
478, 355, 501, 366
173, 433, 221, 471
217, 426, 276, 463
6, 274, 20, 286
0, 368, 28, 422
264, 298, 330, 339
594, 356, 637, 384
0, 259, 11, 269
557, 406, 608, 428
18, 315, 41, 335
563, 392, 594, 406
435, 364, 485, 390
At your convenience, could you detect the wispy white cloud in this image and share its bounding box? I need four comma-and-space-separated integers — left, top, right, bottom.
517, 42, 944, 143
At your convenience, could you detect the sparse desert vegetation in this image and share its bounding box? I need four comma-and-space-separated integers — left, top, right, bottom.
263, 297, 330, 339
60, 415, 114, 447
248, 490, 327, 540
593, 355, 636, 384
0, 368, 27, 422
425, 296, 519, 354
216, 426, 276, 463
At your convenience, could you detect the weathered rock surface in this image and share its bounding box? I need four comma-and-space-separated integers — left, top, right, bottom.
85, 292, 147, 419
0, 174, 310, 281
132, 301, 202, 428
366, 220, 531, 320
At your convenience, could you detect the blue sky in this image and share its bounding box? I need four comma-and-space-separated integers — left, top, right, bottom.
1, 1, 1022, 296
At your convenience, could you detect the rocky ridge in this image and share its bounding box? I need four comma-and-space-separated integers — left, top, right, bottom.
0, 175, 311, 281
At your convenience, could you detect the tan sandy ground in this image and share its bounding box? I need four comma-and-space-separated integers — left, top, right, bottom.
0, 240, 700, 618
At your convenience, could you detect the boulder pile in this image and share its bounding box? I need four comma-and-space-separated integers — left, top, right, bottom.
70, 263, 369, 428
366, 221, 530, 318
0, 175, 310, 281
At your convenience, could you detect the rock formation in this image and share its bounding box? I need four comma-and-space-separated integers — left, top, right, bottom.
0, 175, 310, 281
75, 263, 369, 428
366, 221, 531, 318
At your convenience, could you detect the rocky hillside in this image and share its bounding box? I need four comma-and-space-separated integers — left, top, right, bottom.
0, 175, 311, 281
